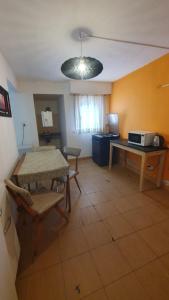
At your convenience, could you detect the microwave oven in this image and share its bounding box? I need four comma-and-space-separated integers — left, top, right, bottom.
128, 131, 156, 146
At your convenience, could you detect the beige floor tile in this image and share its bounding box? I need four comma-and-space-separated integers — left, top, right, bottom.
117, 233, 156, 270
17, 263, 66, 300
123, 207, 154, 230
145, 189, 169, 209
62, 209, 83, 232
81, 182, 100, 194
91, 243, 131, 285
18, 238, 61, 279
82, 289, 108, 300
126, 192, 155, 207
87, 191, 111, 205
58, 228, 88, 261
62, 252, 102, 300
139, 221, 169, 256
101, 185, 124, 199
116, 184, 138, 197
80, 206, 101, 225
135, 260, 169, 300
105, 273, 150, 300
159, 253, 169, 273
94, 201, 119, 219
141, 203, 169, 223
104, 214, 135, 240
114, 196, 139, 213
73, 194, 93, 208
124, 197, 168, 229
82, 221, 112, 249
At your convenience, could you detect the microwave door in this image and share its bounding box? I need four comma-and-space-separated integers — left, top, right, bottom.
128, 133, 142, 145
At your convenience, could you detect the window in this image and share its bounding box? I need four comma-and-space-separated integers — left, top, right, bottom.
75, 95, 105, 133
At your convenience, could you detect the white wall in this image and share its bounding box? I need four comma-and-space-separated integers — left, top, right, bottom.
0, 52, 18, 299
17, 80, 69, 150
70, 80, 112, 94
11, 93, 39, 149
18, 80, 111, 157
18, 79, 69, 94
58, 95, 67, 146
0, 52, 18, 226
0, 54, 18, 181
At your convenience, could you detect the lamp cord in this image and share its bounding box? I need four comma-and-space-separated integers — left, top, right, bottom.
80, 34, 83, 57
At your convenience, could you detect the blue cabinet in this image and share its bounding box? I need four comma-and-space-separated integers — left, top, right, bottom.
92, 134, 119, 166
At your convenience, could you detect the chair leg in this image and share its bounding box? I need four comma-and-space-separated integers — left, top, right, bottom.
33, 218, 43, 259
65, 182, 69, 209
51, 179, 55, 190
55, 205, 69, 222
66, 175, 71, 212
74, 176, 81, 193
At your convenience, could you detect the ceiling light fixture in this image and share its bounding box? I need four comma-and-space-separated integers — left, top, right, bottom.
61, 30, 169, 80
61, 32, 103, 80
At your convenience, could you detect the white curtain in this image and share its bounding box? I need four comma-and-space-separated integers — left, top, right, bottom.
75, 95, 105, 133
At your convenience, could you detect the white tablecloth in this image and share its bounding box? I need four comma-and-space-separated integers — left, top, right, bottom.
16, 149, 69, 185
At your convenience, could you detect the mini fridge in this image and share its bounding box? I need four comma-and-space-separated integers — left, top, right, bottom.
92, 134, 119, 166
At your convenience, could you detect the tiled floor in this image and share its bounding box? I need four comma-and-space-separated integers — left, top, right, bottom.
16, 159, 169, 300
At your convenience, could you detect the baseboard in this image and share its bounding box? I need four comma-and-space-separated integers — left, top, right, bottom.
68, 156, 92, 161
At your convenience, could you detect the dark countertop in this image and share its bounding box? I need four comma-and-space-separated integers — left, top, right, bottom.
110, 139, 167, 153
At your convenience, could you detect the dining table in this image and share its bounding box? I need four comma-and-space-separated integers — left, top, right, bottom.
12, 149, 71, 211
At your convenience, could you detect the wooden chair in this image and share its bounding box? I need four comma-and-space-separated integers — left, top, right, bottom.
4, 179, 68, 257
51, 147, 81, 194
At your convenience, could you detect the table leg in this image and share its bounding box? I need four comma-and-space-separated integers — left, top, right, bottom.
124, 150, 127, 167
156, 153, 165, 187
66, 175, 71, 212
139, 154, 146, 192
109, 144, 113, 169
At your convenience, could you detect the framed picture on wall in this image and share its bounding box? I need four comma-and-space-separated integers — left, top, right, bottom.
0, 85, 12, 117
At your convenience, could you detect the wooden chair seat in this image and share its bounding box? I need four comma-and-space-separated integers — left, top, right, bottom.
31, 192, 64, 214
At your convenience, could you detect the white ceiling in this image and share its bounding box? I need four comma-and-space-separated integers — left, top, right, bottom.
0, 0, 169, 82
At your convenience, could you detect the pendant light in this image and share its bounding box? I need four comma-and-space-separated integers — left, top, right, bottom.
61, 29, 169, 80
61, 32, 103, 80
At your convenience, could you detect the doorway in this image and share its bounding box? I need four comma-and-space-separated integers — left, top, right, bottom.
33, 94, 67, 149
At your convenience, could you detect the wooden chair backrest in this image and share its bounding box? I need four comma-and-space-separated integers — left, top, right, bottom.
5, 184, 37, 217
63, 147, 81, 172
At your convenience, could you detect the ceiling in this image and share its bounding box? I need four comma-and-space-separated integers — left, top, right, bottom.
0, 0, 169, 82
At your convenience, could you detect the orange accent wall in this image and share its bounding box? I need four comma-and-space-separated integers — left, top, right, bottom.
110, 53, 169, 181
